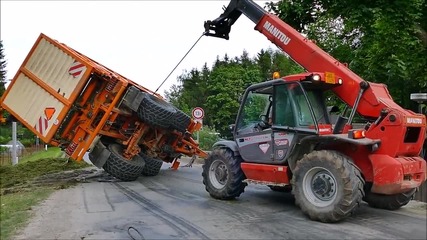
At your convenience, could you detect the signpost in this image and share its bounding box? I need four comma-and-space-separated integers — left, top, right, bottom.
192, 107, 204, 143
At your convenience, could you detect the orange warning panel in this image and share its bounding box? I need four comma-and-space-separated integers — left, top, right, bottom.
44, 107, 56, 120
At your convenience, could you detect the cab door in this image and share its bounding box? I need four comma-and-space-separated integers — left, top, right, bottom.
234, 85, 274, 163
271, 82, 322, 164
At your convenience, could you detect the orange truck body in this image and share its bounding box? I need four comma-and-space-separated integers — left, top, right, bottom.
0, 33, 206, 163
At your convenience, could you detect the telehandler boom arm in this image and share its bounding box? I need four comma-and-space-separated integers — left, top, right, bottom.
204, 0, 414, 120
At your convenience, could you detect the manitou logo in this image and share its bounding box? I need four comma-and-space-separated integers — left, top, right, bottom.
263, 21, 291, 45
406, 117, 423, 124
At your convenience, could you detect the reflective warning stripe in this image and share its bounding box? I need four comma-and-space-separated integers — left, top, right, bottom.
34, 116, 48, 136
68, 61, 86, 78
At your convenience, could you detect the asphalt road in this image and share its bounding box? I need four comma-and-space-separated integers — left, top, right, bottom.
16, 160, 427, 240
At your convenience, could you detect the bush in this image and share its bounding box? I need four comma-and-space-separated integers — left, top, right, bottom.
194, 126, 220, 151
0, 146, 8, 153
0, 135, 10, 144
19, 139, 34, 147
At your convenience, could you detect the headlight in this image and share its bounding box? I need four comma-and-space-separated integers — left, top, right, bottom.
312, 74, 321, 81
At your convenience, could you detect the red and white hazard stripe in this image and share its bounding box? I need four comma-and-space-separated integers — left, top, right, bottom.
34, 116, 49, 136
68, 60, 86, 78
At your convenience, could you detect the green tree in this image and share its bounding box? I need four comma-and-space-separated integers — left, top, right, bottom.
165, 63, 213, 126
194, 126, 220, 150
166, 49, 303, 138
267, 0, 427, 111
206, 53, 264, 138
256, 48, 304, 80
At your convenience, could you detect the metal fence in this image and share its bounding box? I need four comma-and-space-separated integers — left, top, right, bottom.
0, 146, 45, 165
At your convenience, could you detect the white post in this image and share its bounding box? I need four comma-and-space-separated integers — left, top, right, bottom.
11, 122, 18, 165
196, 131, 200, 144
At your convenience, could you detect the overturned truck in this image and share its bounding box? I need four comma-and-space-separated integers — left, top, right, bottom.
0, 33, 207, 180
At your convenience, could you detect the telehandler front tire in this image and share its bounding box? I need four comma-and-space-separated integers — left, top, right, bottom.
292, 150, 364, 223
103, 144, 145, 181
202, 148, 247, 200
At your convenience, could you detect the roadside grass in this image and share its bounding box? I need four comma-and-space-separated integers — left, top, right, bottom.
1, 188, 53, 239
0, 148, 90, 240
17, 147, 63, 164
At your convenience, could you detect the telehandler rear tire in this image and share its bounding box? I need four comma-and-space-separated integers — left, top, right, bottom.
292, 150, 364, 223
363, 189, 416, 210
103, 144, 145, 181
137, 92, 176, 129
139, 152, 163, 176
202, 148, 247, 200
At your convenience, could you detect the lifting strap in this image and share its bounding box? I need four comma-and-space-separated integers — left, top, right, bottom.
155, 33, 206, 93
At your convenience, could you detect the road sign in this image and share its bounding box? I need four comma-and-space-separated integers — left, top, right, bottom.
192, 107, 204, 119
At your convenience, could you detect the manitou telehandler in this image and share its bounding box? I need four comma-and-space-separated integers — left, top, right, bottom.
201, 0, 426, 222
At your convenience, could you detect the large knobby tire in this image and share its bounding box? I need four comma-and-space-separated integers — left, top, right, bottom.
291, 150, 365, 223
363, 189, 416, 210
139, 152, 163, 176
137, 92, 176, 129
103, 144, 145, 181
170, 108, 191, 133
202, 148, 247, 200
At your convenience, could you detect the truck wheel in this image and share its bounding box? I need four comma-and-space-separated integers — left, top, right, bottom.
137, 92, 176, 129
103, 144, 145, 181
363, 189, 416, 210
291, 150, 364, 223
202, 148, 247, 200
139, 152, 163, 176
170, 109, 191, 133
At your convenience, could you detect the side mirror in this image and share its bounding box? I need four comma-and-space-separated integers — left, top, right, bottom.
229, 124, 236, 132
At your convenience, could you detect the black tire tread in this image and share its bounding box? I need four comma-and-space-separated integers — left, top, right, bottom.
170, 108, 191, 133
103, 144, 145, 181
202, 148, 247, 200
363, 189, 415, 210
137, 92, 176, 128
139, 152, 163, 176
291, 150, 364, 223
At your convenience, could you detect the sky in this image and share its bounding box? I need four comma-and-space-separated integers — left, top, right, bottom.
1, 0, 279, 96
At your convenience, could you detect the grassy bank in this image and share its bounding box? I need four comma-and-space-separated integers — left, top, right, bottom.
0, 148, 90, 239
17, 147, 63, 164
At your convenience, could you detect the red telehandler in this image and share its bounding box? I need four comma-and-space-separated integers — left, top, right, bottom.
201, 0, 426, 222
